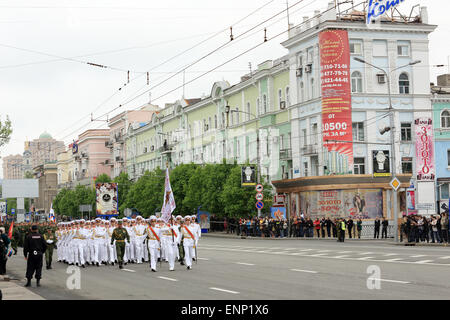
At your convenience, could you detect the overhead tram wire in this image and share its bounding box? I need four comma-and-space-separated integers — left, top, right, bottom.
23, 1, 280, 151
92, 0, 315, 121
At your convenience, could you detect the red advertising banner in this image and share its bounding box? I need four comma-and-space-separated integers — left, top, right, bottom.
415, 118, 435, 181
319, 30, 353, 172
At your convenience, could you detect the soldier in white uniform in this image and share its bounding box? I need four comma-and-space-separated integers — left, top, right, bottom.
191, 215, 201, 261
181, 216, 197, 270
93, 219, 107, 266
55, 223, 62, 262
143, 219, 150, 262
104, 220, 114, 265
156, 218, 164, 261
133, 216, 147, 264
84, 221, 94, 265
110, 218, 118, 263
74, 220, 88, 268
146, 216, 161, 272
123, 218, 134, 263
160, 216, 180, 271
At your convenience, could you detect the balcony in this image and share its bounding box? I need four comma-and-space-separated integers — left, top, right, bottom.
301, 144, 318, 156
114, 133, 124, 143
115, 156, 124, 163
279, 148, 292, 161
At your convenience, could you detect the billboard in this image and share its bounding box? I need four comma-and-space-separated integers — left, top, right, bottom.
415, 118, 435, 181
299, 189, 383, 220
372, 150, 391, 177
271, 207, 286, 220
241, 166, 256, 186
197, 211, 210, 230
96, 183, 118, 216
319, 29, 353, 173
1, 179, 39, 198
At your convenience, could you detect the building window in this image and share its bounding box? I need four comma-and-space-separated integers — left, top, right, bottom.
402, 157, 413, 174
441, 110, 450, 128
350, 42, 362, 55
397, 44, 410, 57
280, 134, 284, 151
286, 87, 290, 106
208, 117, 212, 131
302, 129, 307, 146
401, 123, 412, 141
257, 98, 261, 115
215, 115, 217, 128
263, 94, 267, 114
311, 78, 314, 99
246, 102, 251, 121
354, 158, 365, 174
441, 184, 450, 200
448, 150, 450, 166
300, 82, 304, 102
235, 108, 239, 125
399, 73, 410, 94
312, 123, 318, 144
351, 71, 363, 93
236, 140, 240, 157
352, 122, 365, 141
278, 89, 283, 109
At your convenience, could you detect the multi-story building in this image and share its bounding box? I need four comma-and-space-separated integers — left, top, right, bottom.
26, 132, 65, 169
106, 104, 160, 178
125, 58, 291, 182
432, 74, 450, 214
56, 146, 72, 190
272, 3, 436, 220
2, 154, 24, 179
33, 162, 58, 213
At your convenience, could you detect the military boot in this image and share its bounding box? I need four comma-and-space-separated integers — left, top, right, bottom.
36, 279, 41, 287
25, 279, 31, 287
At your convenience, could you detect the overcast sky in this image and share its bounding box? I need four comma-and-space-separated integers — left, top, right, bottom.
0, 0, 448, 178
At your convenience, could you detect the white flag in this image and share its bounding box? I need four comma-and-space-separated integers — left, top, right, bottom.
161, 168, 176, 223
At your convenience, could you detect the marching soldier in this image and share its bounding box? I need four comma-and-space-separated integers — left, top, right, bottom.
134, 216, 147, 264
160, 216, 180, 271
191, 215, 201, 261
146, 216, 161, 272
181, 216, 197, 270
176, 216, 185, 265
111, 219, 130, 269
43, 228, 57, 269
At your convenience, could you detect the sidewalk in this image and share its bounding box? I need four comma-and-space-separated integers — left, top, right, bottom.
203, 232, 394, 242
0, 275, 45, 300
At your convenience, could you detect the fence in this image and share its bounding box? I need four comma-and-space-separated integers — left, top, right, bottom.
209, 221, 396, 239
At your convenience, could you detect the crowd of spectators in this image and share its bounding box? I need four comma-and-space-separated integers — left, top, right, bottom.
401, 213, 449, 243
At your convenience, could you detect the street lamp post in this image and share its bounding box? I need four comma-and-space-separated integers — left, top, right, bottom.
226, 107, 262, 218
354, 57, 421, 242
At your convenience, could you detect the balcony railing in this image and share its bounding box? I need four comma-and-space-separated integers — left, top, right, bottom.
279, 148, 292, 160
301, 144, 318, 155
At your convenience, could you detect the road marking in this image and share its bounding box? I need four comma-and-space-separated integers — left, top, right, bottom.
235, 262, 255, 266
300, 249, 313, 251
317, 250, 331, 253
197, 258, 209, 261
359, 252, 374, 255
415, 260, 434, 264
289, 252, 307, 256
122, 269, 136, 273
290, 269, 318, 274
384, 258, 403, 262
383, 253, 397, 256
209, 287, 240, 294
357, 257, 375, 260
439, 256, 450, 260
338, 251, 352, 254
158, 276, 178, 282
333, 255, 349, 258
411, 255, 426, 258
308, 253, 327, 257
377, 279, 410, 284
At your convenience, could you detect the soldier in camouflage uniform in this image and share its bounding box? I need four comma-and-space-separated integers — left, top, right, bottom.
44, 229, 57, 269
111, 220, 130, 269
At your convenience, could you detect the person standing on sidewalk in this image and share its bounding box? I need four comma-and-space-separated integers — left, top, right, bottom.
0, 227, 11, 275
313, 218, 321, 238
347, 218, 354, 239
23, 225, 47, 287
381, 217, 389, 239
374, 217, 381, 239
356, 219, 362, 239
441, 213, 449, 243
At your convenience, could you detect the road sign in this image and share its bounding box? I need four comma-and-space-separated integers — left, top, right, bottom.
256, 201, 264, 210
256, 193, 264, 201
390, 177, 401, 191
11, 208, 15, 215
255, 184, 264, 192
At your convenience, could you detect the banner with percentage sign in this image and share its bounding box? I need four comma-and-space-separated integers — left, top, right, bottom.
319, 29, 353, 173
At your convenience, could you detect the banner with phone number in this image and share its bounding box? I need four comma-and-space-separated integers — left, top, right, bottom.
319, 29, 353, 171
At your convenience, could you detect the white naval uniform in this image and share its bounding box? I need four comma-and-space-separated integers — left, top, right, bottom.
84, 228, 93, 264
68, 229, 77, 264
146, 226, 161, 270
73, 228, 88, 266
133, 224, 147, 264
160, 224, 180, 270
192, 222, 201, 259
124, 226, 135, 262
55, 230, 62, 262
181, 224, 197, 268
93, 226, 107, 264
106, 226, 116, 263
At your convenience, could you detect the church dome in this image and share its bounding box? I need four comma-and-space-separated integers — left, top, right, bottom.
39, 131, 52, 139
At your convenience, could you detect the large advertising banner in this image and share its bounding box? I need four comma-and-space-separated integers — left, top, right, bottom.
0, 201, 6, 221
319, 30, 353, 173
415, 118, 435, 181
299, 189, 383, 220
271, 207, 287, 220
96, 183, 118, 216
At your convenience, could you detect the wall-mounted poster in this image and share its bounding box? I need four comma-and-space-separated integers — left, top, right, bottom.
299, 189, 383, 220
415, 118, 435, 181
373, 150, 391, 177
96, 183, 118, 216
271, 207, 286, 220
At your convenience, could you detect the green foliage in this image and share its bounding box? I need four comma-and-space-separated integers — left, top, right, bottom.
95, 174, 112, 184
113, 172, 133, 213
53, 186, 95, 218
0, 115, 12, 149
23, 171, 34, 179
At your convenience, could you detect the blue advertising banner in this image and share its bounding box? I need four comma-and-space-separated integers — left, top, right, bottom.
271, 207, 286, 220
197, 210, 210, 233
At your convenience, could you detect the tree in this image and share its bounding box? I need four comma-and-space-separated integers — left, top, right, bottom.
24, 171, 34, 179
113, 172, 133, 213
169, 163, 198, 215
95, 174, 112, 184
0, 115, 12, 149
201, 163, 234, 215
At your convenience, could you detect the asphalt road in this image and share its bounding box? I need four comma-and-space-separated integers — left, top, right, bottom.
5, 236, 450, 300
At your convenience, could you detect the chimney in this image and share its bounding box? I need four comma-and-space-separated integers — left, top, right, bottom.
323, 1, 337, 21
313, 10, 321, 26
420, 6, 429, 24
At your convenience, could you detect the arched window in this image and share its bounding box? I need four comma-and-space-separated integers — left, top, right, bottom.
351, 71, 363, 93
399, 73, 410, 94
442, 110, 450, 128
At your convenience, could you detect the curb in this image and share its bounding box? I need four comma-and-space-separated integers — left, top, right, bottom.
203, 233, 394, 242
